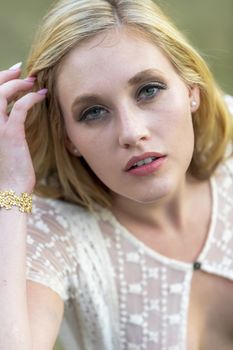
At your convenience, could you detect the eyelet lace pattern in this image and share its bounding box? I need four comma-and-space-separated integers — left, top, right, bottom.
25, 158, 233, 350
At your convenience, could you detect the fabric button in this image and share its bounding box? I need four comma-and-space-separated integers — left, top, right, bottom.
193, 261, 201, 270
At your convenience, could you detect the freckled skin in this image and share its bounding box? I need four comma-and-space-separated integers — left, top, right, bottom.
57, 27, 200, 205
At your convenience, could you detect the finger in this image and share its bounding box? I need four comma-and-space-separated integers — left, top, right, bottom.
0, 63, 22, 85
7, 89, 48, 128
0, 78, 36, 112
0, 77, 36, 99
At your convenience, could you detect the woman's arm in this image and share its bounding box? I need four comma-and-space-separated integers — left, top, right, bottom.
0, 207, 64, 350
0, 65, 63, 349
0, 208, 32, 349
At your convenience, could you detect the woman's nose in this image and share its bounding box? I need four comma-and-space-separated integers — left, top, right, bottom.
117, 110, 150, 148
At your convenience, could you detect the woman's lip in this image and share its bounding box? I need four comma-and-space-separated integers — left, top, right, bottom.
127, 156, 167, 176
124, 152, 165, 171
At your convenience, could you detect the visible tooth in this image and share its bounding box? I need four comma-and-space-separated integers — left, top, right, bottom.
144, 157, 154, 164
134, 160, 145, 167
131, 156, 157, 169
132, 157, 156, 168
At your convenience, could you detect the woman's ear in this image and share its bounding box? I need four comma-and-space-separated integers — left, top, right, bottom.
189, 85, 200, 112
64, 136, 81, 157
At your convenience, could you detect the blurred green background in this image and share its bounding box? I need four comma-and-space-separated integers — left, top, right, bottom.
0, 0, 232, 95
0, 1, 232, 349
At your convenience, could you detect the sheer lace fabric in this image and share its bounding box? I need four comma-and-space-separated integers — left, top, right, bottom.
25, 157, 233, 350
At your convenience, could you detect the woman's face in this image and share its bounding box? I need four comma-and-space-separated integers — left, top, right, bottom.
57, 27, 200, 204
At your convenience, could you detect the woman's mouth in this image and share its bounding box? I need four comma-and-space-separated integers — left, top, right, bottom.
125, 153, 167, 176
130, 156, 157, 169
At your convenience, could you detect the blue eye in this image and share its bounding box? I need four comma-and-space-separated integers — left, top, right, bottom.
79, 106, 107, 122
138, 83, 166, 100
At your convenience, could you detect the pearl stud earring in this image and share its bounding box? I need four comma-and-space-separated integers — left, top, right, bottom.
73, 149, 79, 155
191, 100, 197, 108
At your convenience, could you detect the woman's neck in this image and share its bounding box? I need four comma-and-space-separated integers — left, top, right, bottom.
110, 175, 209, 238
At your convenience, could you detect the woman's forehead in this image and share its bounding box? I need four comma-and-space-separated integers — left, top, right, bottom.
57, 27, 173, 82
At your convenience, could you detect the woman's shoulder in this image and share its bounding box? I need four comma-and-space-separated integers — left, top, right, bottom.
213, 156, 233, 193
215, 156, 233, 173
224, 94, 233, 115
31, 194, 92, 218
29, 194, 96, 237
214, 94, 233, 181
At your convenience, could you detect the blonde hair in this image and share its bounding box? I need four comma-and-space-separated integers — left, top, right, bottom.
25, 0, 233, 210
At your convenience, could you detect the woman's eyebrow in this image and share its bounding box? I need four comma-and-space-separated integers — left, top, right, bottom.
128, 68, 164, 86
71, 68, 164, 112
71, 95, 103, 113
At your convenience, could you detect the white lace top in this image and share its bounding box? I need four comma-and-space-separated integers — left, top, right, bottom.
25, 156, 233, 350
26, 95, 233, 350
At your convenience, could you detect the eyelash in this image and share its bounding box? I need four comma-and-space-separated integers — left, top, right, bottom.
78, 82, 167, 122
136, 82, 167, 101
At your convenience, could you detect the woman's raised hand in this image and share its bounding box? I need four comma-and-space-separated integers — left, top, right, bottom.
0, 63, 47, 194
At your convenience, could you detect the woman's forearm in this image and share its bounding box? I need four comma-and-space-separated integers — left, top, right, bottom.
0, 63, 47, 349
0, 208, 32, 349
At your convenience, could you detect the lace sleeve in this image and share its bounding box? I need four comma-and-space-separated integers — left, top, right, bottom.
26, 195, 78, 301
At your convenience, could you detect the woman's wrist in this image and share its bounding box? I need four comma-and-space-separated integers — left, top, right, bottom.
0, 181, 35, 195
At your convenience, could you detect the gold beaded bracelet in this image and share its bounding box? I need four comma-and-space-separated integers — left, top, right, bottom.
0, 190, 32, 213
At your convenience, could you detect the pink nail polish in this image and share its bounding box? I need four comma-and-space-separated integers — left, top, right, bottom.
37, 88, 48, 95
24, 76, 37, 83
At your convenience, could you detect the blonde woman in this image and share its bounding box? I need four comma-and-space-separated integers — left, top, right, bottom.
0, 0, 233, 349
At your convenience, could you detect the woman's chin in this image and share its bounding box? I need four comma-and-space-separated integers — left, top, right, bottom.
112, 178, 175, 206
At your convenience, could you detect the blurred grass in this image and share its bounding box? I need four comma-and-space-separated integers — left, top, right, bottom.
0, 1, 232, 349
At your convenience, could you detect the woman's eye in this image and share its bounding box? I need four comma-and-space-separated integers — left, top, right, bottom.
137, 83, 166, 101
79, 106, 107, 122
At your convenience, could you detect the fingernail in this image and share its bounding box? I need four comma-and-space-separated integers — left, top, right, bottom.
9, 62, 23, 70
24, 76, 37, 83
37, 88, 48, 95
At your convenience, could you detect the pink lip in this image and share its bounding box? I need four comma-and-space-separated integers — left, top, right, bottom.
128, 156, 167, 176
124, 152, 165, 171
